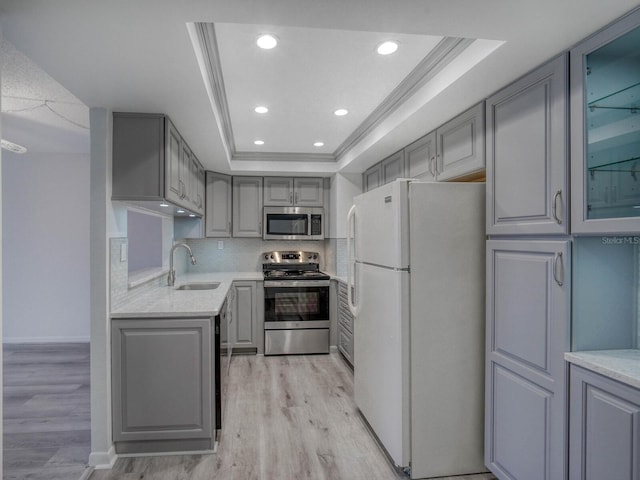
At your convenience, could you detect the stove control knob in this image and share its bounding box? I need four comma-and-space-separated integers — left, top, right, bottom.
264, 254, 269, 260
313, 254, 318, 259
270, 254, 274, 259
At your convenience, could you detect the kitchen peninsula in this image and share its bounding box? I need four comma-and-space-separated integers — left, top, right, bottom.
110, 272, 262, 455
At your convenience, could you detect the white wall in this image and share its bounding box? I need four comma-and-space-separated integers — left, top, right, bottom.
330, 172, 362, 238
2, 152, 90, 342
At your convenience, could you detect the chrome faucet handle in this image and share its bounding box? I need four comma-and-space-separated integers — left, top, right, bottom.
167, 270, 176, 286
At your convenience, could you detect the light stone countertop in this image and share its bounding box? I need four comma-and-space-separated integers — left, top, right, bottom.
111, 272, 263, 318
565, 350, 640, 390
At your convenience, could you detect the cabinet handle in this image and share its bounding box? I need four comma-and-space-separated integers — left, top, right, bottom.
553, 252, 564, 287
295, 192, 299, 204
290, 192, 293, 204
552, 190, 562, 224
228, 221, 232, 233
179, 180, 186, 199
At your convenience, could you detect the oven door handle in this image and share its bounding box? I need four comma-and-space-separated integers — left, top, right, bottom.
264, 280, 330, 288
346, 204, 359, 317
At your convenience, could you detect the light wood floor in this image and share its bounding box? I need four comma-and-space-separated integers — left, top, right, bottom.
90, 354, 496, 480
3, 343, 91, 480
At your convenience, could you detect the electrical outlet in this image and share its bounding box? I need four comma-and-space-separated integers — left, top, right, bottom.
218, 240, 224, 250
120, 244, 128, 262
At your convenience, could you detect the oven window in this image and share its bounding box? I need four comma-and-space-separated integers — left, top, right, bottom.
265, 286, 329, 322
266, 214, 308, 236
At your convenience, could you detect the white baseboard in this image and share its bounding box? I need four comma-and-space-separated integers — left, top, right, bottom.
89, 445, 117, 469
3, 336, 90, 344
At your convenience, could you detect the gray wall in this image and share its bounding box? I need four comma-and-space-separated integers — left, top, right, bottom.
2, 152, 90, 342
127, 210, 163, 273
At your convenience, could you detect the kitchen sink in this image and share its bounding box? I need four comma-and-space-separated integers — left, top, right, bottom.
175, 282, 220, 291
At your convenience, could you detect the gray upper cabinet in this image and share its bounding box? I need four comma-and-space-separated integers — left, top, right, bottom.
293, 177, 324, 206
405, 132, 437, 182
232, 176, 263, 237
263, 177, 324, 206
569, 365, 640, 480
485, 239, 570, 480
205, 171, 232, 238
263, 177, 294, 205
570, 9, 640, 234
112, 112, 205, 216
363, 164, 381, 192
381, 151, 406, 184
111, 317, 213, 449
436, 102, 485, 181
486, 55, 569, 235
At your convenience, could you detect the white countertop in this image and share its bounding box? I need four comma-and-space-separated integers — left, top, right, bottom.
565, 350, 640, 390
111, 272, 263, 318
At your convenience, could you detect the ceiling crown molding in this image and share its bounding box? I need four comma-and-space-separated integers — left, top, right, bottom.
192, 22, 473, 164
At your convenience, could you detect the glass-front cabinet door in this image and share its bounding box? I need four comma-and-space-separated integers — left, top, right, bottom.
571, 8, 640, 233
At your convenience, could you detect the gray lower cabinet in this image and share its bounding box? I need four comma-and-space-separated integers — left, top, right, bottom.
230, 281, 259, 351
569, 365, 640, 480
205, 171, 232, 237
486, 239, 570, 480
336, 281, 354, 367
111, 317, 214, 453
436, 101, 485, 181
486, 54, 568, 235
232, 176, 263, 237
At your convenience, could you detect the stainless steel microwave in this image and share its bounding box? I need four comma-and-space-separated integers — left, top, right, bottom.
263, 207, 324, 240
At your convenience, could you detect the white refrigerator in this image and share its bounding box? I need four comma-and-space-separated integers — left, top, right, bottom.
347, 179, 486, 479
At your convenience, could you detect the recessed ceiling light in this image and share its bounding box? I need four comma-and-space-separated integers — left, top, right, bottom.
334, 108, 349, 116
177, 210, 185, 214
257, 34, 278, 49
313, 142, 325, 147
1, 139, 27, 154
254, 140, 265, 145
377, 41, 398, 55
254, 106, 269, 114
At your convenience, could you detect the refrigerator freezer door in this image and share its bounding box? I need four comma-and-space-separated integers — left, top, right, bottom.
353, 262, 410, 468
353, 180, 409, 269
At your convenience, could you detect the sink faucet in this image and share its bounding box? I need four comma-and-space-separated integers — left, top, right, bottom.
168, 243, 197, 286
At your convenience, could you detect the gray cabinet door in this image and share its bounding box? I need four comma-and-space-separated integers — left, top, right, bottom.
166, 119, 187, 206
293, 177, 324, 206
406, 132, 437, 181
436, 102, 485, 181
381, 151, 406, 184
112, 318, 212, 442
264, 177, 294, 206
487, 55, 568, 235
205, 171, 232, 237
486, 239, 570, 480
337, 281, 354, 367
363, 164, 381, 192
569, 365, 640, 480
232, 281, 257, 349
232, 176, 263, 237
195, 161, 205, 215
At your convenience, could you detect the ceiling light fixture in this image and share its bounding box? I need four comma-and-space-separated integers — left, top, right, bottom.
256, 34, 278, 49
313, 142, 325, 147
377, 41, 399, 55
254, 106, 269, 114
254, 140, 265, 145
160, 203, 169, 207
189, 214, 196, 217
334, 108, 349, 116
177, 210, 185, 214
1, 139, 27, 154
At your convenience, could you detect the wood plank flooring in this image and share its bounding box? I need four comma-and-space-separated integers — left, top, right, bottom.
91, 354, 496, 480
3, 343, 91, 480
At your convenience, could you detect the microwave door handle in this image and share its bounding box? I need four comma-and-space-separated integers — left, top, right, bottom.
346, 205, 359, 316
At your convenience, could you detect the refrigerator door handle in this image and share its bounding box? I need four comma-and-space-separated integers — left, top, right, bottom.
346, 204, 359, 316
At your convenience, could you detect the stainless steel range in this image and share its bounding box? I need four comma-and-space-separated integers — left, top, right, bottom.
263, 251, 330, 355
